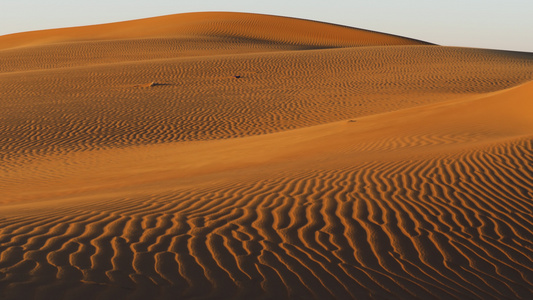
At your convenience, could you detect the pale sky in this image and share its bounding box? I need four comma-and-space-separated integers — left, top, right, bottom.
1, 0, 532, 52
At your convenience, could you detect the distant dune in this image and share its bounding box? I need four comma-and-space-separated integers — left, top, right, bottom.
1, 12, 532, 300
0, 11, 430, 73
0, 11, 430, 50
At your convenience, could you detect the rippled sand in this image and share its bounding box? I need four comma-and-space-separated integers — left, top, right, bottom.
1, 12, 532, 300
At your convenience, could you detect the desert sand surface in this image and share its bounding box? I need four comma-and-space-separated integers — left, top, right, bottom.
1, 12, 533, 300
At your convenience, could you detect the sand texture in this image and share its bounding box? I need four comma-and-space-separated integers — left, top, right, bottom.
1, 12, 533, 300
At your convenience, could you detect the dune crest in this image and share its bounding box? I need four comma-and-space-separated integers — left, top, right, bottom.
0, 12, 433, 73
0, 12, 430, 50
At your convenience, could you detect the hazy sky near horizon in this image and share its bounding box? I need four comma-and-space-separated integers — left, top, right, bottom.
1, 0, 532, 52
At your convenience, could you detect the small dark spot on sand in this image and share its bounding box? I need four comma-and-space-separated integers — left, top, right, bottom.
234, 75, 242, 79
148, 82, 169, 87
134, 82, 170, 88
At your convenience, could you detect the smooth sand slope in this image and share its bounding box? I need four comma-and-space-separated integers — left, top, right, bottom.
1, 12, 533, 300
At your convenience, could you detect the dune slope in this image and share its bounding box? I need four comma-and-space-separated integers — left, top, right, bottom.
0, 12, 429, 50
0, 12, 430, 73
1, 81, 532, 300
1, 46, 532, 161
1, 12, 533, 300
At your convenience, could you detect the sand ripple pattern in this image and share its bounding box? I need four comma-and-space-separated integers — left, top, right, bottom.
1, 46, 532, 160
2, 12, 533, 300
0, 37, 318, 73
0, 138, 532, 299
0, 11, 431, 73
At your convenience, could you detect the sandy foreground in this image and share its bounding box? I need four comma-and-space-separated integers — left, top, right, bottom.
1, 12, 532, 300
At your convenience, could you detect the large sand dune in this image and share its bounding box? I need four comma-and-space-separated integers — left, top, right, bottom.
1, 12, 532, 300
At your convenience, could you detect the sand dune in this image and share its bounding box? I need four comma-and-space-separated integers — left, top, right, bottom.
0, 12, 429, 73
1, 12, 532, 300
0, 12, 429, 50
1, 46, 532, 161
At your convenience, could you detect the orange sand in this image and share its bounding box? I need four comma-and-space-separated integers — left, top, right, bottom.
1, 12, 532, 300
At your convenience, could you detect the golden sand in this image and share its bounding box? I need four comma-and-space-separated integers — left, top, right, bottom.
1, 12, 532, 299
